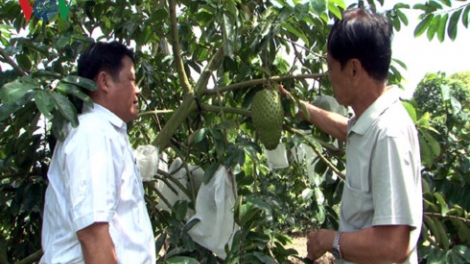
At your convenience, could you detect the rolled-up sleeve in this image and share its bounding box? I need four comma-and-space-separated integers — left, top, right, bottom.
65, 129, 120, 232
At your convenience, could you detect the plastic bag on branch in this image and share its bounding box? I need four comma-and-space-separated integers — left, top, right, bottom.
187, 165, 239, 259
133, 145, 159, 182
155, 158, 204, 216
265, 142, 289, 170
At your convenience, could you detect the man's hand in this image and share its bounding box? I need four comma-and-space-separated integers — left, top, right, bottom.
77, 222, 117, 264
306, 229, 335, 261
278, 83, 290, 97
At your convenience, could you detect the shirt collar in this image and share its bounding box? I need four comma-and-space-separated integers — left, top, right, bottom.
82, 103, 127, 131
348, 86, 401, 135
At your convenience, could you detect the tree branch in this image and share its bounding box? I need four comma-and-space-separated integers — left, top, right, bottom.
285, 126, 346, 181
200, 104, 251, 117
425, 211, 470, 223
16, 249, 43, 264
169, 0, 192, 95
203, 73, 324, 96
0, 46, 27, 76
153, 48, 225, 150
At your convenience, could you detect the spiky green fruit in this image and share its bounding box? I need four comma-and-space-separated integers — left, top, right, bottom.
251, 89, 284, 150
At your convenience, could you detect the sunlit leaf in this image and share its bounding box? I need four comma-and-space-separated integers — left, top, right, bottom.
0, 91, 36, 121
414, 14, 434, 37
166, 256, 200, 264
463, 5, 470, 28
448, 9, 462, 40
427, 15, 440, 41
433, 192, 449, 215
437, 13, 449, 42
438, 0, 451, 7
34, 90, 54, 120
0, 80, 37, 103
51, 92, 79, 127
327, 1, 342, 19
61, 75, 97, 91
281, 21, 309, 46
311, 0, 326, 16
402, 101, 417, 123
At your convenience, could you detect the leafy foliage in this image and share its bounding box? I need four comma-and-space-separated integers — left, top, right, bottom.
0, 0, 469, 263
412, 72, 470, 263
413, 1, 470, 41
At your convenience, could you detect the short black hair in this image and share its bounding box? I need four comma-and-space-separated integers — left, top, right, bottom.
77, 41, 135, 81
327, 8, 393, 81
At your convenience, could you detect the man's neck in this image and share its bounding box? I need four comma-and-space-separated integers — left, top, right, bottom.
351, 79, 387, 120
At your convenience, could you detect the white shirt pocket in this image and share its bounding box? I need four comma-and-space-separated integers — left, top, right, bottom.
341, 182, 374, 230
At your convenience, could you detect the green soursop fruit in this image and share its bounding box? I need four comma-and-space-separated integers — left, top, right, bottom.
251, 89, 284, 150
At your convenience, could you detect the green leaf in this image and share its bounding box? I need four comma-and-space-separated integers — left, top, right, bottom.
56, 83, 93, 108
222, 13, 235, 57
433, 192, 449, 215
437, 13, 449, 42
173, 200, 188, 221
0, 91, 36, 121
281, 21, 309, 46
253, 252, 276, 264
327, 1, 342, 19
463, 5, 470, 28
397, 9, 409, 26
451, 245, 470, 262
51, 92, 79, 127
50, 110, 69, 141
401, 101, 417, 123
301, 188, 314, 201
414, 14, 434, 37
34, 90, 54, 120
166, 256, 200, 264
428, 248, 446, 263
294, 2, 309, 21
447, 9, 462, 40
183, 218, 200, 233
16, 53, 31, 70
449, 96, 462, 115
203, 163, 219, 184
189, 128, 208, 145
421, 129, 441, 156
419, 129, 440, 167
61, 75, 97, 91
330, 0, 346, 9
440, 84, 451, 101
438, 0, 451, 7
311, 0, 326, 16
224, 0, 238, 18
0, 80, 37, 103
427, 15, 440, 41
394, 3, 410, 9
214, 120, 237, 130
315, 186, 325, 204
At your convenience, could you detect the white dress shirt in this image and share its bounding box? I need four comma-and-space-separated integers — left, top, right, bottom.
40, 103, 156, 264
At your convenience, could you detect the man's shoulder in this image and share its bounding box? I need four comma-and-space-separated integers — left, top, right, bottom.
63, 112, 115, 143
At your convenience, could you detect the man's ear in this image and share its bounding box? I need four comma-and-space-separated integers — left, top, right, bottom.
95, 71, 111, 93
349, 59, 362, 83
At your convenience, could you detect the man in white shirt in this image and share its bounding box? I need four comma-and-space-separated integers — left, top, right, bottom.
40, 42, 156, 263
281, 8, 422, 264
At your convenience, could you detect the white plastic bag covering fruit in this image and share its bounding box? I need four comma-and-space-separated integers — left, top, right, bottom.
155, 158, 204, 216
265, 142, 289, 170
187, 165, 239, 259
155, 158, 190, 212
133, 145, 159, 182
